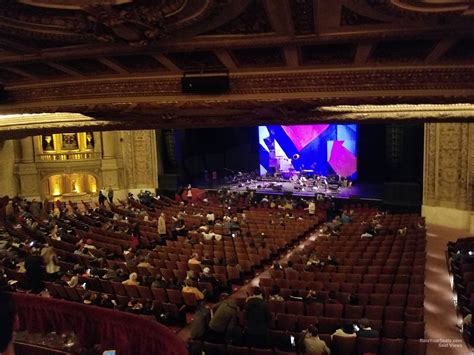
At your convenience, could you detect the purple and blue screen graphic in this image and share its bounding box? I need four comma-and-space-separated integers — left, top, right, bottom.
259, 124, 357, 179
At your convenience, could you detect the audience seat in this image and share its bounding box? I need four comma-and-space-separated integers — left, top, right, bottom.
356, 337, 380, 355
405, 321, 425, 339
404, 338, 427, 355
203, 341, 225, 355
380, 338, 404, 355
331, 335, 356, 355
383, 320, 404, 338
227, 345, 250, 355
276, 313, 297, 331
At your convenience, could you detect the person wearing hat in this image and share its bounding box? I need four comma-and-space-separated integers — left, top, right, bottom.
356, 318, 379, 338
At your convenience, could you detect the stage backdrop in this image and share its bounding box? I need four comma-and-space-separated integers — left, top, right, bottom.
259, 124, 357, 179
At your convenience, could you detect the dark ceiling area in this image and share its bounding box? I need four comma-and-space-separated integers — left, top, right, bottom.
0, 0, 472, 135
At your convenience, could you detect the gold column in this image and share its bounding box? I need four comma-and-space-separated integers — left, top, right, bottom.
20, 137, 34, 163
101, 131, 116, 159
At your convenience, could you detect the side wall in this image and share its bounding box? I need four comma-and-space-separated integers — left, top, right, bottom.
0, 129, 158, 200
423, 123, 474, 232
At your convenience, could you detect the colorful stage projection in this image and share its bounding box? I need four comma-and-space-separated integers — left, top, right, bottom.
259, 124, 357, 179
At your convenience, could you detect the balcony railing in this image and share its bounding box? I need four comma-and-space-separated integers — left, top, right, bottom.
37, 152, 101, 161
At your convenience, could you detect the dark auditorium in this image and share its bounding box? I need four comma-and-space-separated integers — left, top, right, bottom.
0, 1, 473, 355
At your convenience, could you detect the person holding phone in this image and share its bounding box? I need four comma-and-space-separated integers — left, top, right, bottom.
356, 318, 380, 338
300, 325, 330, 355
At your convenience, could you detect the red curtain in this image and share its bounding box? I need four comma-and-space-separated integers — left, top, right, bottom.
12, 293, 188, 355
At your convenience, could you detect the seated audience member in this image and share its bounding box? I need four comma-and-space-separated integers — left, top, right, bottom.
332, 323, 356, 339
102, 265, 118, 280
299, 325, 330, 355
151, 275, 167, 289
122, 272, 140, 286
268, 285, 284, 301
127, 298, 144, 314
82, 291, 99, 306
186, 270, 198, 282
182, 280, 205, 301
198, 222, 209, 232
202, 229, 214, 241
206, 211, 215, 225
244, 287, 271, 348
137, 256, 152, 268
305, 290, 321, 303
188, 253, 201, 265
201, 254, 214, 266
327, 254, 339, 266
397, 226, 408, 236
99, 294, 116, 309
207, 294, 239, 343
185, 234, 197, 245
285, 260, 295, 271
0, 292, 15, 355
341, 211, 352, 224
272, 262, 283, 270
356, 318, 380, 338
67, 275, 79, 288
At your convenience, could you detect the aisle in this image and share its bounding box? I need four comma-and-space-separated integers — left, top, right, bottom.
177, 231, 318, 342
424, 224, 472, 355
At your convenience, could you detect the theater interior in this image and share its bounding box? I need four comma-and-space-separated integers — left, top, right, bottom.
0, 1, 472, 354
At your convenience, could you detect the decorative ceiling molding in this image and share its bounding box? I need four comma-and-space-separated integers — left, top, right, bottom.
3, 66, 473, 106
0, 101, 473, 140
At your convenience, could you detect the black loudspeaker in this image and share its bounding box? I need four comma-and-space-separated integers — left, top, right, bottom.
181, 72, 229, 94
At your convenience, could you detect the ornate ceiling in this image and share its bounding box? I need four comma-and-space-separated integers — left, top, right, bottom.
0, 0, 472, 136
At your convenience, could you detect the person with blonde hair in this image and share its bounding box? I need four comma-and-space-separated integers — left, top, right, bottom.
122, 272, 140, 286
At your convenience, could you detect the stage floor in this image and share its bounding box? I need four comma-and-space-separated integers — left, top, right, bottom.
222, 180, 384, 201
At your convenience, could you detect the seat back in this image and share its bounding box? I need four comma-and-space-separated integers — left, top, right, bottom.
331, 335, 356, 355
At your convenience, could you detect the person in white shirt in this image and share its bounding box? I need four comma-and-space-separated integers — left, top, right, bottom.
202, 230, 214, 241
206, 211, 215, 224
308, 201, 316, 216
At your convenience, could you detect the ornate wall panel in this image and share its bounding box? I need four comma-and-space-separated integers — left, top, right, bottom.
423, 122, 474, 231
119, 130, 158, 190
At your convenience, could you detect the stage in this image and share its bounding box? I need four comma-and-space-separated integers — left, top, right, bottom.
220, 179, 384, 202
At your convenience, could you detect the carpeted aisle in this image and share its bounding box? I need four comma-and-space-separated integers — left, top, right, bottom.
425, 224, 473, 355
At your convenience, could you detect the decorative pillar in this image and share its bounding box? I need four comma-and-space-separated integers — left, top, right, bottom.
16, 137, 40, 199
100, 131, 119, 193
422, 123, 474, 232
0, 140, 19, 196
20, 137, 34, 163
120, 130, 158, 195
101, 131, 116, 159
